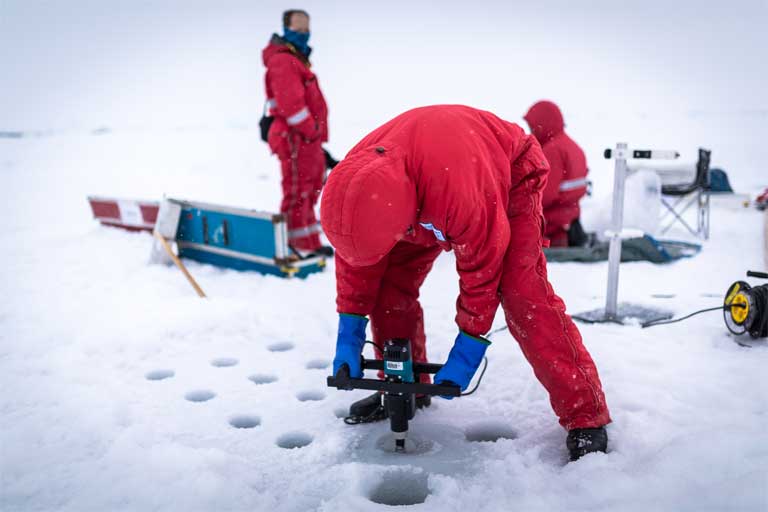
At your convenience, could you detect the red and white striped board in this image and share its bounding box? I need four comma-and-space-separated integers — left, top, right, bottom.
87, 196, 159, 232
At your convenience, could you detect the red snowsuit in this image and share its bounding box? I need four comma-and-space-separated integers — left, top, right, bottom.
262, 35, 328, 251
321, 105, 610, 430
524, 101, 588, 247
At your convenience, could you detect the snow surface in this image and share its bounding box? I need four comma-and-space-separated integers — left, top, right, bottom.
1, 130, 766, 511
2, 0, 767, 510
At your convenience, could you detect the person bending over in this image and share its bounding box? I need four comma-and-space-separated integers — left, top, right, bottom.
321, 105, 611, 461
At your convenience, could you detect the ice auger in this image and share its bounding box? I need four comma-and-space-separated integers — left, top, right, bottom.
327, 338, 461, 451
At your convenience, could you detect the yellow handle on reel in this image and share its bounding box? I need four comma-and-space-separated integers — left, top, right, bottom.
724, 272, 768, 338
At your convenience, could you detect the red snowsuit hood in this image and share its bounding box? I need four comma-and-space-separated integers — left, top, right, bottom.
524, 101, 587, 246
524, 100, 564, 144
321, 146, 416, 266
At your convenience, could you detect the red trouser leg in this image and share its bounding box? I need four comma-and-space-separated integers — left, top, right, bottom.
279, 135, 324, 251
546, 228, 569, 248
500, 182, 611, 430
544, 203, 578, 247
370, 243, 442, 384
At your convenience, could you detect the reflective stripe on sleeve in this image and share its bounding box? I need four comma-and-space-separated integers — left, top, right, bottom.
287, 223, 321, 239
286, 106, 310, 126
559, 177, 589, 192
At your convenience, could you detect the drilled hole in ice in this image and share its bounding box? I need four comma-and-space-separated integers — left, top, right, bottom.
368, 469, 430, 506
305, 359, 330, 370
249, 374, 278, 385
184, 390, 216, 403
276, 431, 313, 449
464, 421, 517, 443
375, 433, 435, 455
211, 357, 239, 367
229, 415, 261, 429
296, 390, 326, 402
267, 342, 294, 352
145, 369, 175, 381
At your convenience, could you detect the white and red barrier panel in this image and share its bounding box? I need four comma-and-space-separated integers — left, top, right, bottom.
87, 196, 159, 232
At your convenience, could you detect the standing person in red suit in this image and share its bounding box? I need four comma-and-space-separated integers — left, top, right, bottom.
262, 9, 333, 257
321, 105, 611, 461
524, 101, 590, 247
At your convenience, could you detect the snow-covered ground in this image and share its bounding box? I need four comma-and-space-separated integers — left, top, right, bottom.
2, 0, 767, 509
1, 129, 766, 511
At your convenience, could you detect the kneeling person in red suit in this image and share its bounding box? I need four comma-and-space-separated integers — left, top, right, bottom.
524, 100, 590, 247
321, 105, 611, 461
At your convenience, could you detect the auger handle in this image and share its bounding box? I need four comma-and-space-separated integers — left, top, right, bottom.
332, 364, 353, 390
746, 270, 768, 279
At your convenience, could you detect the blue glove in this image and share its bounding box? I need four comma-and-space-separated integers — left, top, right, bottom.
332, 313, 369, 379
434, 331, 490, 399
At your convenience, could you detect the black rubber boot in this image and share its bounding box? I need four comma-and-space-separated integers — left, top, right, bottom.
566, 426, 608, 461
346, 392, 431, 424
289, 245, 334, 260
349, 392, 385, 419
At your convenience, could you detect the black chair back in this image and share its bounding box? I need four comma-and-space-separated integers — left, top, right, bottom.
696, 148, 712, 189
662, 147, 711, 196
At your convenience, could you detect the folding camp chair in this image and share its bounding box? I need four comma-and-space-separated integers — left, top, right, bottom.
659, 148, 711, 239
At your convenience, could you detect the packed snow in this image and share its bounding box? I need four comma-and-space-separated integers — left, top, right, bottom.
2, 1, 767, 510
1, 128, 765, 511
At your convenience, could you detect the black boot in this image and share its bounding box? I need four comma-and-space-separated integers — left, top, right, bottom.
567, 427, 608, 461
567, 218, 590, 247
345, 392, 431, 424
289, 245, 334, 260
349, 392, 385, 419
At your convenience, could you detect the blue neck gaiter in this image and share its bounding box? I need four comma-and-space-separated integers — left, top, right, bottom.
283, 28, 311, 57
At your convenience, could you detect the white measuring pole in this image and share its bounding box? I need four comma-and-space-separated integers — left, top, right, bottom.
604, 143, 628, 319
601, 144, 680, 320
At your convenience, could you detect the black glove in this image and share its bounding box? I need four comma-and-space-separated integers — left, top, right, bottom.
323, 148, 339, 170
259, 115, 274, 143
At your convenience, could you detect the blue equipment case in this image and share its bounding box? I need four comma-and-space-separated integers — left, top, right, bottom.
170, 199, 325, 279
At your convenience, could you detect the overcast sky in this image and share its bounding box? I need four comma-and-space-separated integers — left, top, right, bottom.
1, 0, 766, 134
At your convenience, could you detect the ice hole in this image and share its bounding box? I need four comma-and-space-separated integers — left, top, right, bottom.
145, 369, 175, 381
368, 469, 430, 506
464, 420, 517, 443
267, 342, 294, 352
249, 374, 278, 385
276, 431, 313, 449
305, 359, 330, 370
184, 390, 216, 403
296, 390, 326, 402
211, 357, 239, 367
375, 433, 434, 455
229, 415, 261, 429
